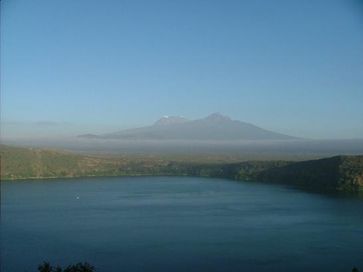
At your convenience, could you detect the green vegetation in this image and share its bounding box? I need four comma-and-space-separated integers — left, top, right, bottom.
256, 155, 363, 191
1, 145, 362, 192
0, 144, 285, 180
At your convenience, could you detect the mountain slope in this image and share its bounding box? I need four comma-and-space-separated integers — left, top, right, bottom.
80, 113, 296, 140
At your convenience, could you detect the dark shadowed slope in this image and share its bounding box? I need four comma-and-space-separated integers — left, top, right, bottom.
79, 113, 297, 140
256, 156, 363, 191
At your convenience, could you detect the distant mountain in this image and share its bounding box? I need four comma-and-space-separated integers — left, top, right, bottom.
79, 113, 297, 140
154, 116, 189, 126
78, 133, 99, 139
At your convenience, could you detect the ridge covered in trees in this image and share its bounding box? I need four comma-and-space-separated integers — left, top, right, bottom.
1, 145, 362, 192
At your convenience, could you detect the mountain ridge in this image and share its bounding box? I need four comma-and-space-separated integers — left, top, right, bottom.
79, 113, 297, 141
153, 116, 189, 126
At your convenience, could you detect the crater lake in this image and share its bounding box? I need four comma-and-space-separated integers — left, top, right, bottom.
1, 177, 363, 272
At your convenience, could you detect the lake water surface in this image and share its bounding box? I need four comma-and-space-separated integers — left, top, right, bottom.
1, 177, 363, 272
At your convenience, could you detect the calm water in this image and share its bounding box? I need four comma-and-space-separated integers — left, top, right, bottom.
1, 177, 363, 272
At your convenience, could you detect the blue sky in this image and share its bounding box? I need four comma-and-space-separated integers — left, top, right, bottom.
1, 0, 363, 139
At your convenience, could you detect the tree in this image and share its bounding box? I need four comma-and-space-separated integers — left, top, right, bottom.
63, 262, 95, 272
38, 262, 52, 272
38, 262, 95, 272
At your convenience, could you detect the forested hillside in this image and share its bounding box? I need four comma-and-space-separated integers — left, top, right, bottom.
1, 145, 362, 192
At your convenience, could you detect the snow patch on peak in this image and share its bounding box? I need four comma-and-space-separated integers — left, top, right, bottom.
154, 116, 189, 126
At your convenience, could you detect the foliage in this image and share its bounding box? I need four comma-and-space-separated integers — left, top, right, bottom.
256, 156, 363, 191
1, 144, 362, 192
38, 262, 95, 272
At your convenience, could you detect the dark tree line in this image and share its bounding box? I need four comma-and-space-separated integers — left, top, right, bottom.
37, 261, 359, 272
38, 262, 95, 272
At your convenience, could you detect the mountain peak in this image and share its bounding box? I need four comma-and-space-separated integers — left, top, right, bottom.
204, 113, 231, 122
154, 116, 189, 126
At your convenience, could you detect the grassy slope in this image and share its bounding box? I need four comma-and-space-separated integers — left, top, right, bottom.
0, 145, 169, 179
0, 145, 291, 180
1, 145, 362, 191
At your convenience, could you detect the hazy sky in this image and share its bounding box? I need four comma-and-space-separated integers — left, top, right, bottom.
1, 0, 363, 139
